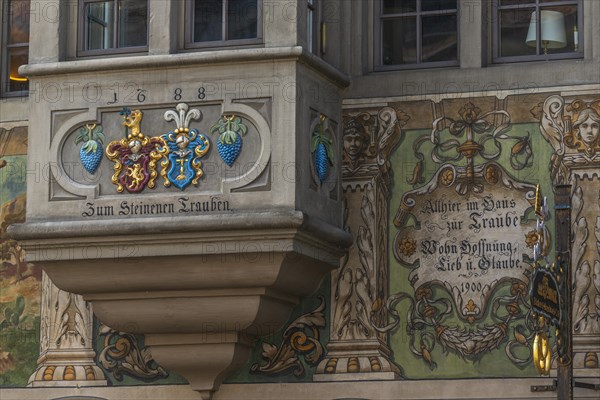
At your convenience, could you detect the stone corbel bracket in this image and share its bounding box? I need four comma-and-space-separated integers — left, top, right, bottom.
9, 211, 351, 400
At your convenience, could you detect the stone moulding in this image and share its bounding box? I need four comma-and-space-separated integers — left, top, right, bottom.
9, 211, 350, 400
19, 47, 351, 89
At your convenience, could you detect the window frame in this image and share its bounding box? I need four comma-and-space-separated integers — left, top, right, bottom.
307, 0, 319, 55
184, 0, 263, 51
492, 0, 583, 64
77, 0, 149, 57
374, 0, 460, 71
1, 0, 30, 97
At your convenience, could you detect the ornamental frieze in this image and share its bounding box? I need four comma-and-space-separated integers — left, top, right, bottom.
49, 101, 272, 217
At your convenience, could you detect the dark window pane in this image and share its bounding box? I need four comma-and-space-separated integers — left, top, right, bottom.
500, 0, 535, 5
7, 47, 29, 92
308, 4, 314, 52
422, 14, 457, 62
118, 0, 147, 47
542, 6, 578, 54
8, 0, 30, 44
383, 0, 416, 14
382, 17, 417, 65
194, 0, 223, 42
86, 1, 114, 50
228, 0, 257, 40
422, 0, 456, 12
499, 8, 536, 57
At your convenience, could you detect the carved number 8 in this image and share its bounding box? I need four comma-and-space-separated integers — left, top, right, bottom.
174, 88, 182, 101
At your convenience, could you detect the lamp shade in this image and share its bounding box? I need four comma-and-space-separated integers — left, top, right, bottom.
526, 10, 567, 49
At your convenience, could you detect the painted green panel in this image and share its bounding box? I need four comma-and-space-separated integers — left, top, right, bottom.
387, 122, 555, 378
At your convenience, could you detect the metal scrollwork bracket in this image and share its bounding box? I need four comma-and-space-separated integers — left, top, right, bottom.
574, 381, 600, 391
531, 380, 557, 392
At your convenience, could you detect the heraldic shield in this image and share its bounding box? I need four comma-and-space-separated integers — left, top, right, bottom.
159, 103, 210, 190
106, 108, 165, 193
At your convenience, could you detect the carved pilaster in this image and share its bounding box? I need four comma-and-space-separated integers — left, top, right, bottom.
539, 95, 600, 377
314, 107, 408, 381
28, 272, 106, 387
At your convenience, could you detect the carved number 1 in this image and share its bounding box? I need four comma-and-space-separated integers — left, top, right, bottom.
107, 92, 117, 105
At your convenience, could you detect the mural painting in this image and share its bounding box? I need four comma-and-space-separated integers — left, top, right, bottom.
93, 320, 188, 386
315, 93, 562, 381
538, 96, 600, 371
0, 121, 188, 388
226, 281, 330, 383
385, 101, 541, 378
2, 93, 598, 389
0, 127, 42, 386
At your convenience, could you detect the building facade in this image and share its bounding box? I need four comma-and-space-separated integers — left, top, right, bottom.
1, 1, 599, 399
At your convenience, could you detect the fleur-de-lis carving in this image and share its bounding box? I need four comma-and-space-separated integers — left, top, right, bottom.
164, 103, 202, 133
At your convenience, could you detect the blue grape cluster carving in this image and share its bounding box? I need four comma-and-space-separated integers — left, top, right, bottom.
311, 115, 334, 184
216, 134, 242, 167
76, 123, 105, 174
210, 115, 248, 167
314, 143, 329, 183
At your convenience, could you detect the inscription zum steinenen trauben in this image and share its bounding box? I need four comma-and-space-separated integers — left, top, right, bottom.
81, 196, 231, 218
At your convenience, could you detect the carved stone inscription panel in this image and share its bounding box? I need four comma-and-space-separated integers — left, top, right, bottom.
394, 166, 535, 321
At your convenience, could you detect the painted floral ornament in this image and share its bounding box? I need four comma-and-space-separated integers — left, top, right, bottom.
311, 114, 334, 184
106, 108, 165, 193
76, 123, 105, 174
210, 115, 248, 167
159, 103, 210, 190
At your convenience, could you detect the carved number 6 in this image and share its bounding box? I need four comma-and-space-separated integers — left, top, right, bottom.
137, 89, 146, 103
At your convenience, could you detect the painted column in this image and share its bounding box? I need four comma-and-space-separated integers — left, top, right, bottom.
27, 272, 106, 387
314, 106, 407, 380
539, 94, 600, 380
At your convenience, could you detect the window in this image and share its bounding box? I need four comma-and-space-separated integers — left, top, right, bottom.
376, 0, 458, 69
307, 0, 318, 54
1, 0, 29, 96
493, 0, 582, 62
79, 0, 148, 55
186, 0, 260, 49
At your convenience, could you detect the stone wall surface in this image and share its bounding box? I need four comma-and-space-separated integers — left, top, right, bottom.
1, 0, 600, 399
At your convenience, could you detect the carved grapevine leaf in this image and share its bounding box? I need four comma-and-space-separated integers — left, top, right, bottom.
574, 262, 592, 333
594, 261, 600, 317
572, 186, 592, 333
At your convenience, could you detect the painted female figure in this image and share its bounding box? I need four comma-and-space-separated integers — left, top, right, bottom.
572, 107, 600, 155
